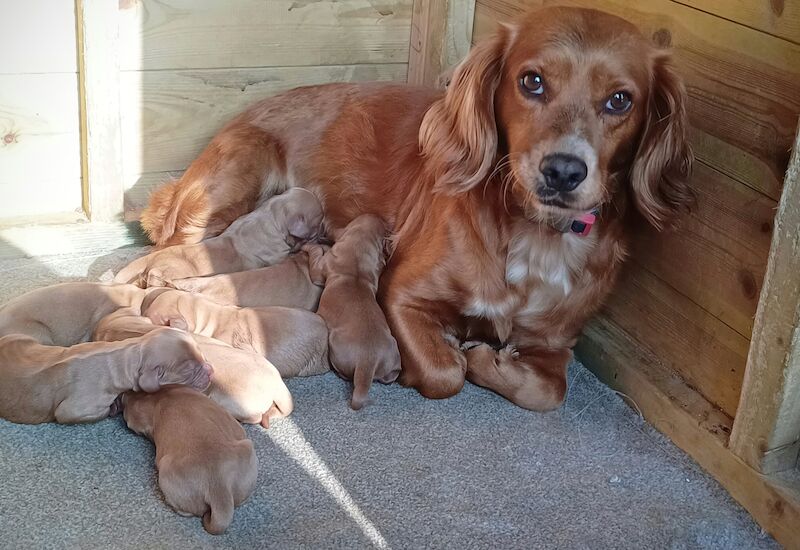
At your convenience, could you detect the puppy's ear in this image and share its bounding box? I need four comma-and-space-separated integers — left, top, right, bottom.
419, 25, 510, 194
629, 53, 694, 229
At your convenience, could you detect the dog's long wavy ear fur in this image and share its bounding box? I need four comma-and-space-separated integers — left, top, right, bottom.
419, 26, 510, 194
629, 53, 694, 229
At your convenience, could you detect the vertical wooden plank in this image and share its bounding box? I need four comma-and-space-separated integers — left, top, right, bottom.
77, 0, 125, 222
730, 125, 800, 474
408, 0, 475, 88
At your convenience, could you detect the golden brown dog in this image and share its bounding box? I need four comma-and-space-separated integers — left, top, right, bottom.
0, 282, 211, 424
169, 246, 327, 309
138, 7, 692, 410
93, 310, 294, 427
142, 289, 329, 378
307, 214, 400, 409
123, 385, 258, 535
115, 188, 324, 287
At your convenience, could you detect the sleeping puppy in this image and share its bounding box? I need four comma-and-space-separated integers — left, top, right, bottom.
94, 311, 293, 426
114, 188, 324, 287
123, 385, 258, 535
305, 214, 401, 409
169, 245, 328, 309
0, 282, 211, 425
142, 289, 329, 378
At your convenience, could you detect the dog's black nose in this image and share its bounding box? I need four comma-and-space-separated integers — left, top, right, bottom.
540, 153, 588, 192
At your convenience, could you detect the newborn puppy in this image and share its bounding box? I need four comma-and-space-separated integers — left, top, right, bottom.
142, 289, 329, 378
170, 245, 328, 309
94, 313, 294, 426
306, 214, 401, 409
114, 188, 324, 287
123, 385, 258, 535
0, 282, 211, 424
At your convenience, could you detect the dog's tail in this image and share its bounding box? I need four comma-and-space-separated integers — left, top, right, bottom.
202, 488, 235, 535
350, 361, 378, 410
140, 177, 209, 247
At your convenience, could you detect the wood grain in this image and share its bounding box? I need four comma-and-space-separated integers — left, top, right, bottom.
78, 0, 125, 222
119, 63, 408, 180
408, 0, 476, 88
576, 316, 800, 550
631, 161, 775, 338
674, 0, 800, 44
473, 0, 800, 201
117, 0, 413, 71
0, 73, 83, 219
731, 126, 800, 474
602, 263, 750, 417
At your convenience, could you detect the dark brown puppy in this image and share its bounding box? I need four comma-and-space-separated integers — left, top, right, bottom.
307, 214, 400, 409
123, 385, 258, 535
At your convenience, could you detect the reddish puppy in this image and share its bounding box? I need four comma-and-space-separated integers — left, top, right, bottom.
140, 8, 692, 410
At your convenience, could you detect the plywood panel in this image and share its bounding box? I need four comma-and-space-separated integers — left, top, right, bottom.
602, 264, 750, 416
0, 0, 78, 74
473, 0, 800, 201
0, 73, 82, 219
676, 0, 800, 43
119, 63, 408, 176
118, 0, 413, 71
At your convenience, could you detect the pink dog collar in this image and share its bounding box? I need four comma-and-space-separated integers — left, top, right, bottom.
570, 208, 599, 237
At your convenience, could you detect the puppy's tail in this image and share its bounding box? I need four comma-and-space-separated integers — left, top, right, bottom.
350, 362, 378, 411
202, 490, 234, 535
140, 177, 209, 247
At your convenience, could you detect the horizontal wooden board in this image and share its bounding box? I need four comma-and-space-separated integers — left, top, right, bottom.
0, 0, 78, 74
473, 0, 800, 201
601, 263, 750, 417
576, 316, 800, 549
0, 73, 83, 219
676, 0, 800, 44
631, 161, 775, 338
118, 0, 413, 71
119, 63, 408, 176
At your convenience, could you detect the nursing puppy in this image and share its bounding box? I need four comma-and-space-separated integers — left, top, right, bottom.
170, 245, 328, 309
114, 188, 324, 287
307, 214, 400, 409
0, 282, 211, 424
94, 312, 293, 426
123, 385, 258, 535
142, 289, 329, 378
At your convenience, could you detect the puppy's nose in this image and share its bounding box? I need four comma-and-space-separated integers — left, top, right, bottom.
540, 153, 588, 192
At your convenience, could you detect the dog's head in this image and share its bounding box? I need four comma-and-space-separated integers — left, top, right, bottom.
420, 7, 693, 229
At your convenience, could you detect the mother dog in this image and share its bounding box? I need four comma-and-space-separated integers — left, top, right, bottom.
140, 7, 692, 411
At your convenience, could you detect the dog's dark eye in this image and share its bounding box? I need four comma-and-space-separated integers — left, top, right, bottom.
520, 72, 545, 96
605, 91, 632, 113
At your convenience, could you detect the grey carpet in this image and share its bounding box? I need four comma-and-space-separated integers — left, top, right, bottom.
0, 245, 777, 549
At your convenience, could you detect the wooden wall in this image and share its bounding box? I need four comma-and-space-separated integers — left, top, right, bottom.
116, 0, 413, 219
0, 1, 83, 222
472, 0, 800, 421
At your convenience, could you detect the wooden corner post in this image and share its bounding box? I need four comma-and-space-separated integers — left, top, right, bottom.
730, 123, 800, 474
408, 0, 476, 89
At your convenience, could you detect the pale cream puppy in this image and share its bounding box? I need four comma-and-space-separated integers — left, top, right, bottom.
170, 246, 328, 309
114, 188, 324, 287
142, 289, 329, 378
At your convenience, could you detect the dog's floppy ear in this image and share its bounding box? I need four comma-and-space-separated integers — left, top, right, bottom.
629, 53, 694, 229
419, 25, 510, 194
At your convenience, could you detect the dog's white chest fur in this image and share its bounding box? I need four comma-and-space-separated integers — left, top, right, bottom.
463, 228, 597, 329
